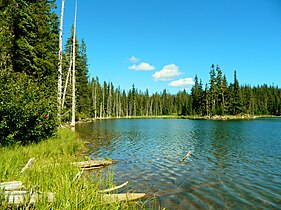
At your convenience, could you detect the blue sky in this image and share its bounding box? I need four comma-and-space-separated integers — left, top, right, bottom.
59, 0, 281, 94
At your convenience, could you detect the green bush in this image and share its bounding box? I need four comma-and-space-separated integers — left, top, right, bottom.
0, 71, 58, 145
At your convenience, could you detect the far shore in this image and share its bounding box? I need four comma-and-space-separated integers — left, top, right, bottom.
70, 114, 281, 124
185, 115, 281, 120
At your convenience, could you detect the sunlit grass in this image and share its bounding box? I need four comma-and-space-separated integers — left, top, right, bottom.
0, 128, 144, 209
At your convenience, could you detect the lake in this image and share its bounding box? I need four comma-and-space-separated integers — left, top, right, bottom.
76, 118, 281, 209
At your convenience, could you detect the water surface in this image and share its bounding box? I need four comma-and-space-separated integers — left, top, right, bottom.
76, 118, 281, 209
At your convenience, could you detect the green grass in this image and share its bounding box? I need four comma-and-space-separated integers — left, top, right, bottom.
0, 128, 148, 209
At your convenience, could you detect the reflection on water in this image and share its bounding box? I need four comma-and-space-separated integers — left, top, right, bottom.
76, 119, 281, 209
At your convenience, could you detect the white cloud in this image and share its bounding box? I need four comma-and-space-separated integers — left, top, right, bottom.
152, 64, 183, 81
129, 62, 155, 71
129, 55, 140, 63
169, 77, 195, 87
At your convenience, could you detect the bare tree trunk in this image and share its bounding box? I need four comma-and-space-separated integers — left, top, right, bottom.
115, 91, 119, 118
133, 100, 136, 116
102, 88, 105, 118
150, 98, 153, 116
100, 103, 103, 119
107, 84, 111, 117
71, 0, 78, 127
94, 86, 97, 118
119, 94, 122, 117
58, 0, 65, 123
159, 100, 162, 115
222, 92, 225, 111
126, 103, 128, 117
92, 81, 97, 119
146, 100, 149, 116
62, 58, 72, 110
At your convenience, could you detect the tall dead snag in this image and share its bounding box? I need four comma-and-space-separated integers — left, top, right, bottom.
116, 91, 119, 118
107, 83, 112, 117
91, 79, 97, 119
71, 0, 78, 127
62, 58, 72, 110
58, 0, 65, 123
102, 86, 105, 118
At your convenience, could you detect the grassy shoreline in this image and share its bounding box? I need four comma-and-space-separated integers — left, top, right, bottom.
3, 116, 278, 207
0, 128, 145, 209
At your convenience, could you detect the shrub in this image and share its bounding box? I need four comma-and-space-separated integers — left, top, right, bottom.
0, 71, 58, 145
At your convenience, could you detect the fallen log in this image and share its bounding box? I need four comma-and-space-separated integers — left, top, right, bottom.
101, 193, 146, 203
72, 160, 117, 170
99, 181, 128, 193
71, 169, 85, 182
180, 151, 191, 162
83, 166, 105, 171
20, 157, 35, 174
0, 181, 24, 191
2, 190, 55, 205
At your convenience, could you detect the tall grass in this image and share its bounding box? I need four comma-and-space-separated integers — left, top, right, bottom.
0, 128, 146, 209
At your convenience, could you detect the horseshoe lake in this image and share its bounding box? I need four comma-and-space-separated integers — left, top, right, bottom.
76, 118, 281, 209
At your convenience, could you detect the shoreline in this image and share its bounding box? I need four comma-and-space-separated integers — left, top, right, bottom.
0, 128, 145, 209
71, 114, 281, 124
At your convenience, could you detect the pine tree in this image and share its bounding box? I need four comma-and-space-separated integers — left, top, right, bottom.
232, 70, 243, 115
0, 0, 16, 72
216, 65, 224, 115
0, 0, 59, 144
221, 75, 228, 114
191, 75, 203, 115
203, 83, 210, 116
162, 89, 170, 115
209, 64, 218, 115
77, 39, 90, 116
241, 85, 255, 115
15, 0, 58, 79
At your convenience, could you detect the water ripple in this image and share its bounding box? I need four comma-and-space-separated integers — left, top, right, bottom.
77, 119, 281, 209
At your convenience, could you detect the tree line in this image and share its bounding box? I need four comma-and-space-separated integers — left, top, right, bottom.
191, 65, 281, 116
69, 64, 281, 119
1, 1, 281, 146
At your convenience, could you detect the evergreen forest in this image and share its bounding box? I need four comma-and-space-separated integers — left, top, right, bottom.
1, 1, 281, 145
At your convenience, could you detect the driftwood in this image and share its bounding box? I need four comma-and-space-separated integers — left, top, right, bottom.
71, 169, 84, 182
99, 181, 128, 193
101, 193, 146, 203
2, 190, 55, 205
0, 181, 25, 191
73, 160, 117, 170
20, 157, 35, 174
180, 151, 191, 162
0, 181, 54, 205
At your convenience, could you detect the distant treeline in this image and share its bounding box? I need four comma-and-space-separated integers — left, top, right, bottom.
1, 1, 280, 145
69, 65, 281, 120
